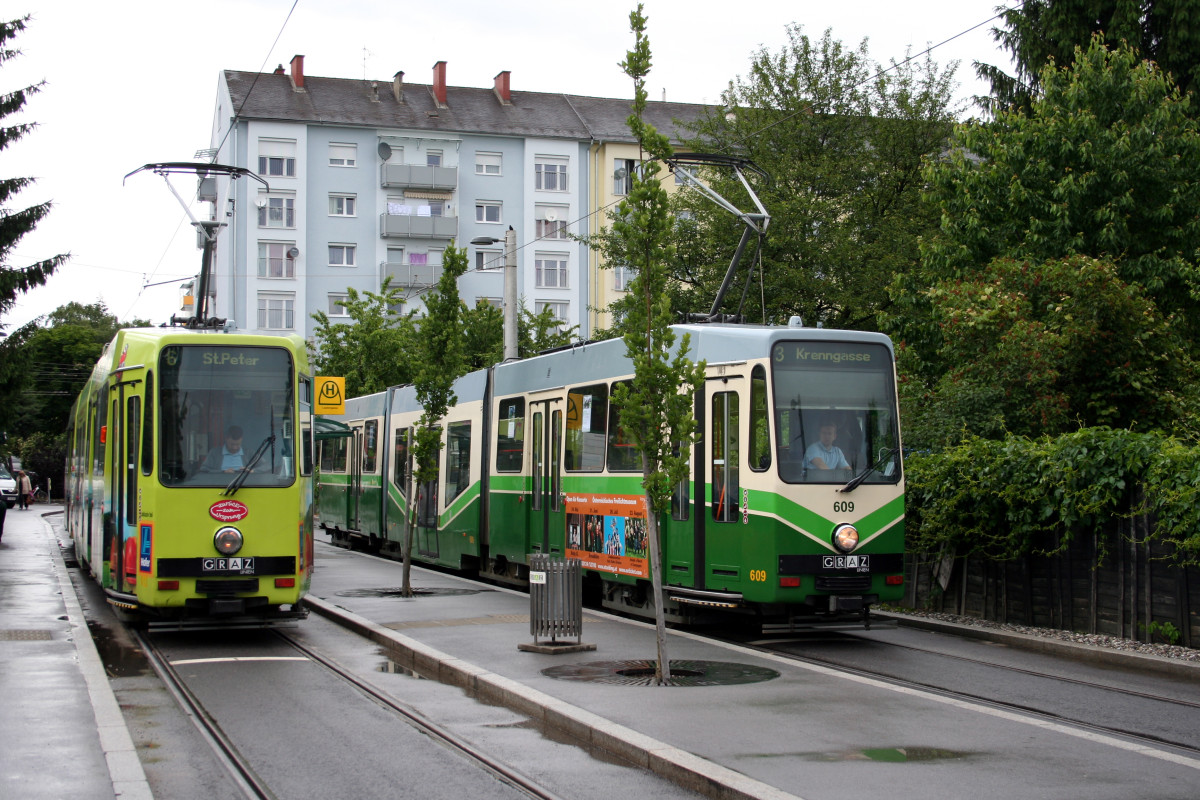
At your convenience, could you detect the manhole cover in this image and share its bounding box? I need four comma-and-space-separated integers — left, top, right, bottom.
541, 659, 779, 687
336, 587, 490, 598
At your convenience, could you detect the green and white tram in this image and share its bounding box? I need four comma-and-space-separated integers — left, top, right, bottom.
318, 323, 905, 625
65, 328, 316, 628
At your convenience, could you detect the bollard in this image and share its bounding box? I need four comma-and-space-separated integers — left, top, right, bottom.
518, 553, 596, 654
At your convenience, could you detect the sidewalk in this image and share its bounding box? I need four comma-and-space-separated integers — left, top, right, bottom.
0, 505, 150, 800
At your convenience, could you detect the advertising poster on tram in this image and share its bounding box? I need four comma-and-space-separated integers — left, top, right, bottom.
564, 492, 649, 579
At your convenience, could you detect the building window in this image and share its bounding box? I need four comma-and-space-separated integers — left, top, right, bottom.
614, 158, 637, 195
426, 150, 442, 167
535, 255, 568, 289
329, 143, 357, 167
535, 204, 569, 240
535, 300, 569, 327
476, 151, 502, 175
329, 194, 356, 216
257, 195, 295, 228
476, 296, 501, 308
257, 293, 295, 330
257, 242, 295, 278
475, 249, 501, 270
476, 202, 501, 224
329, 244, 356, 267
386, 246, 404, 266
535, 158, 568, 191
328, 293, 350, 316
258, 138, 296, 177
614, 265, 635, 291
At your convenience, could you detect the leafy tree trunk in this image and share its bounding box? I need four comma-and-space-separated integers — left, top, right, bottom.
607, 5, 706, 684
401, 244, 467, 596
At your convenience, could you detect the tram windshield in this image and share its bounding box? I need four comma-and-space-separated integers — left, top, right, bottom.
770, 340, 901, 485
158, 345, 296, 488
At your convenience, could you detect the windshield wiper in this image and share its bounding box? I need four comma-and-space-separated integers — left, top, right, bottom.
222, 435, 277, 496
839, 448, 898, 494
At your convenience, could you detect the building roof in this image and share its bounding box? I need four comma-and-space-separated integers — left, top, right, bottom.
223, 68, 710, 143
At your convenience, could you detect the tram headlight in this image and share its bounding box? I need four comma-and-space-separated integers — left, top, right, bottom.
214, 527, 244, 556
832, 523, 859, 553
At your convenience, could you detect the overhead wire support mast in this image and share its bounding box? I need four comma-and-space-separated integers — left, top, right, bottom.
123, 162, 270, 330
663, 153, 771, 323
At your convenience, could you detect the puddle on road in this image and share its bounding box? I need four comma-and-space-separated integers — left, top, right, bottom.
771, 746, 974, 763
86, 620, 150, 679
337, 587, 492, 598
377, 658, 428, 679
542, 659, 780, 687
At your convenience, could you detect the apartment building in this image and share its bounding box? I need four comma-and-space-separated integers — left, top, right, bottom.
203, 56, 707, 342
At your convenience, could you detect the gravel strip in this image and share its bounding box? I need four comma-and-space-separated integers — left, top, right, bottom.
882, 608, 1200, 662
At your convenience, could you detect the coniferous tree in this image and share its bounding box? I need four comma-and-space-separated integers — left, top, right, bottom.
0, 16, 67, 322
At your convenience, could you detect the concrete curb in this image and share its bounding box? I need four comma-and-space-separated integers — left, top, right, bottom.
876, 611, 1200, 680
43, 512, 154, 800
303, 594, 803, 800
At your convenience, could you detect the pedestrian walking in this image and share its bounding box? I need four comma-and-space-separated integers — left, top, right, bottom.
16, 470, 31, 510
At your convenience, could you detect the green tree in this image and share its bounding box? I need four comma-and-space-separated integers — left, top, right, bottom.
902, 256, 1196, 447
602, 6, 706, 684
672, 26, 958, 330
893, 38, 1200, 431
310, 279, 416, 396
0, 16, 67, 322
977, 0, 1200, 114
402, 243, 468, 595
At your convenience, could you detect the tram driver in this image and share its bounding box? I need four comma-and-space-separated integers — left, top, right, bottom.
201, 425, 250, 473
803, 420, 850, 472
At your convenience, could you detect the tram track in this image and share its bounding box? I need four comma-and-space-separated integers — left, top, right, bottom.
134, 626, 568, 800
729, 631, 1200, 759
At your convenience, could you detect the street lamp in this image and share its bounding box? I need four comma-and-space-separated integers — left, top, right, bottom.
470, 226, 518, 361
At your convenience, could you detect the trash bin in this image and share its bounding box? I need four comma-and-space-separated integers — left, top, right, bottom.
519, 554, 595, 653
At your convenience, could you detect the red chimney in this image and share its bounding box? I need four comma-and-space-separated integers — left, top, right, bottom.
432, 60, 447, 106
273, 64, 285, 75
494, 70, 511, 104
289, 54, 305, 90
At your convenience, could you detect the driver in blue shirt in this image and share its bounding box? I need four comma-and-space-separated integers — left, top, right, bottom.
804, 421, 850, 471
202, 425, 247, 473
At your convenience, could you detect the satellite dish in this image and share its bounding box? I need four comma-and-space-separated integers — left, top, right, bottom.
614, 167, 628, 180
545, 212, 557, 221
377, 142, 393, 161
287, 247, 300, 259
255, 197, 268, 208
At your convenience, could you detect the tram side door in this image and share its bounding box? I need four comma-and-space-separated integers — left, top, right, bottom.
702, 376, 743, 591
529, 400, 564, 554
349, 424, 364, 531
108, 383, 142, 593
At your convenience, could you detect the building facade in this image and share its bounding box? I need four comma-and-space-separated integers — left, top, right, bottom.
203, 56, 706, 343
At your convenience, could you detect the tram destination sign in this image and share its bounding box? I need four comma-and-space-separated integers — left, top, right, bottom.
772, 341, 886, 370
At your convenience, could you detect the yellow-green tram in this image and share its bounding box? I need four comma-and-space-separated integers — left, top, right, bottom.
65, 328, 316, 629
319, 323, 905, 627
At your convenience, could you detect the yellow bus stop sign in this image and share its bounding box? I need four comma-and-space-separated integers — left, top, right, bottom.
314, 376, 346, 414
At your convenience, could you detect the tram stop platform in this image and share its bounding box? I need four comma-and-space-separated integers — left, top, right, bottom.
3, 508, 1199, 800
0, 504, 151, 799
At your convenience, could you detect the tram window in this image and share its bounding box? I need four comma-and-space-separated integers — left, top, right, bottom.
770, 341, 900, 485
606, 381, 642, 472
565, 383, 607, 472
417, 428, 441, 528
299, 375, 313, 477
672, 444, 690, 521
94, 386, 108, 478
393, 427, 410, 496
363, 420, 379, 472
141, 372, 154, 476
126, 398, 140, 525
749, 365, 770, 472
322, 436, 348, 473
711, 391, 740, 523
495, 398, 524, 472
445, 421, 471, 505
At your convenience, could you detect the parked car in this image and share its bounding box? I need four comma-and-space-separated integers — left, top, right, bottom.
0, 464, 16, 508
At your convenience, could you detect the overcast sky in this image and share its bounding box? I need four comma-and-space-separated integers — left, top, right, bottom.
1, 0, 1016, 331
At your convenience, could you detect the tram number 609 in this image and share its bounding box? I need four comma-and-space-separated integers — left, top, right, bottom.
833, 501, 854, 514
749, 569, 768, 582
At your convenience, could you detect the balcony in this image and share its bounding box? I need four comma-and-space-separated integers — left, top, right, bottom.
379, 213, 458, 239
383, 260, 443, 288
381, 164, 458, 190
